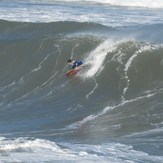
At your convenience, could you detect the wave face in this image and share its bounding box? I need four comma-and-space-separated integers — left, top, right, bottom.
0, 20, 163, 162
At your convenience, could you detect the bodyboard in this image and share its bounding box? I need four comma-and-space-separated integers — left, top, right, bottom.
65, 68, 79, 77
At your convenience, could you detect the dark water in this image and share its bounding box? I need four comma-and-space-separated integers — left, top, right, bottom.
0, 2, 163, 162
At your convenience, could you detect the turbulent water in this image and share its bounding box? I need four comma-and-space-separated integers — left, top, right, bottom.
0, 0, 163, 162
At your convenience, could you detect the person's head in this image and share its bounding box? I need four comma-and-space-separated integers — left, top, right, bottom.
67, 59, 72, 64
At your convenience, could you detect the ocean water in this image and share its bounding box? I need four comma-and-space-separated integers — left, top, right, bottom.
0, 0, 163, 162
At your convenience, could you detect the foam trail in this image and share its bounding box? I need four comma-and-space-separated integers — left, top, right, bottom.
83, 40, 116, 78
123, 48, 141, 97
66, 88, 159, 130
71, 43, 80, 59
123, 44, 161, 97
86, 78, 98, 99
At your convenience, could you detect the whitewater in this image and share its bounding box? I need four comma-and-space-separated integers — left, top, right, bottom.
0, 0, 163, 162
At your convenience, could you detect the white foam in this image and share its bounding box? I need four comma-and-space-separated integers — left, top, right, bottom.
0, 137, 162, 163
66, 88, 159, 130
82, 40, 116, 78
61, 0, 163, 8
0, 138, 76, 162
86, 78, 98, 99
0, 0, 163, 27
123, 44, 162, 96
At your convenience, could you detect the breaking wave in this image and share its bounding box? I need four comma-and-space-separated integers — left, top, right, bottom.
60, 0, 163, 8
0, 20, 163, 162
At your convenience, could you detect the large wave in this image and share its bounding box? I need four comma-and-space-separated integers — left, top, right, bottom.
1, 20, 163, 162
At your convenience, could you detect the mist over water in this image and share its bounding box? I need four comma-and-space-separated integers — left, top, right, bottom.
0, 0, 163, 162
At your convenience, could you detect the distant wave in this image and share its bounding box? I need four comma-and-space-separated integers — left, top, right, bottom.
60, 0, 163, 8
1, 0, 163, 27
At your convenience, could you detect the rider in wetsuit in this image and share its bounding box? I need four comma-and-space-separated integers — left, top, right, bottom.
67, 59, 83, 69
